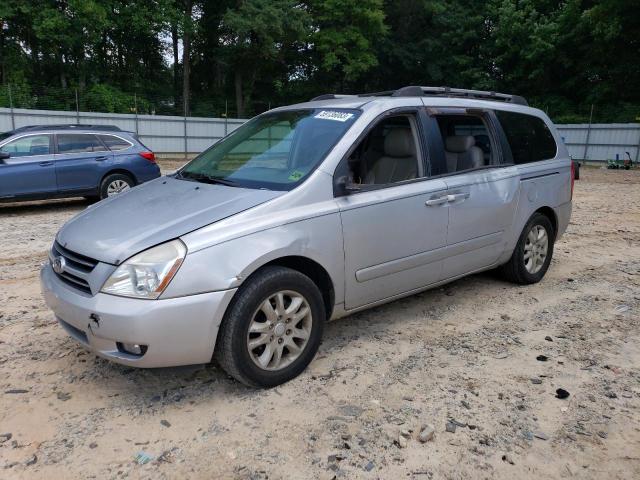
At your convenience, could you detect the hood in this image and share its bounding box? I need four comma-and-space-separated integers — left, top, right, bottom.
56, 176, 284, 264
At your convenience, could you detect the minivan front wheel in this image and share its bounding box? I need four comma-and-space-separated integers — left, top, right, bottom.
501, 213, 555, 284
215, 266, 325, 388
100, 173, 134, 200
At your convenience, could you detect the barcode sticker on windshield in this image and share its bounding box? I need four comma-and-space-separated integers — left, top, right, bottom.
314, 111, 354, 122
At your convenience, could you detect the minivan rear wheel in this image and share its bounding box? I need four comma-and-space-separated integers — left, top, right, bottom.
500, 213, 555, 284
215, 266, 325, 388
100, 173, 134, 200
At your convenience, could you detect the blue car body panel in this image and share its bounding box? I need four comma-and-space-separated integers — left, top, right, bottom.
0, 128, 161, 201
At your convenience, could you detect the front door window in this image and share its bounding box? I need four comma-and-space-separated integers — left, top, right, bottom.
345, 115, 422, 186
0, 135, 51, 157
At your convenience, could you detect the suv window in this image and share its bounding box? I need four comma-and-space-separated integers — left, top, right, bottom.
433, 114, 496, 174
0, 134, 51, 157
346, 115, 420, 186
98, 134, 131, 151
57, 134, 106, 154
495, 111, 557, 164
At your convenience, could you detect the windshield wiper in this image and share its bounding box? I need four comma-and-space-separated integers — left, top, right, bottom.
177, 171, 241, 187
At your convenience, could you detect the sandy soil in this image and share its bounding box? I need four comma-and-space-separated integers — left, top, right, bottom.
0, 166, 639, 479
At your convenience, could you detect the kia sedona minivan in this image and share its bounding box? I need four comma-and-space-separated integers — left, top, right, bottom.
41, 86, 573, 387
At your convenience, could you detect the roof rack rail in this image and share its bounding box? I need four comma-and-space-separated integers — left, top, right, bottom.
416, 86, 527, 106
310, 86, 528, 106
353, 86, 528, 105
309, 93, 357, 101
11, 124, 123, 133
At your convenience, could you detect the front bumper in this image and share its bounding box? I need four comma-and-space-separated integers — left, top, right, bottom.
40, 263, 237, 367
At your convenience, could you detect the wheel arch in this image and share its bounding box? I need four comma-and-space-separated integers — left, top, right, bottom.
533, 206, 558, 238
242, 255, 335, 321
100, 169, 138, 188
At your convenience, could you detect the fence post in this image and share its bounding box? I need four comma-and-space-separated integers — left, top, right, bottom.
582, 104, 593, 160
134, 93, 139, 135
183, 97, 188, 161
75, 88, 80, 124
8, 84, 15, 130
635, 125, 640, 163
224, 100, 228, 136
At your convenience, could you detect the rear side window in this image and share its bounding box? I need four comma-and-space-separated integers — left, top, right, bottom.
434, 114, 497, 174
98, 134, 132, 151
495, 111, 557, 164
57, 134, 106, 154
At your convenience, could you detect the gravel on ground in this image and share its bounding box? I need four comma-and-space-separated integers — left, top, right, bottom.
0, 165, 638, 479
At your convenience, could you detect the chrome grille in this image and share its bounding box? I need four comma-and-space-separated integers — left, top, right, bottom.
51, 242, 98, 294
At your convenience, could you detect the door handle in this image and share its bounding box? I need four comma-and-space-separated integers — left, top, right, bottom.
446, 193, 470, 202
425, 196, 449, 206
95, 156, 108, 161
39, 161, 54, 166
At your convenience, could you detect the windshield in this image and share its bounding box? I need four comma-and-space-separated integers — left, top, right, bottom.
178, 108, 360, 190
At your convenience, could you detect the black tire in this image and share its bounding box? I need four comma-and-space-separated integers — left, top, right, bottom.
573, 161, 580, 180
99, 173, 134, 200
500, 213, 555, 285
215, 266, 325, 388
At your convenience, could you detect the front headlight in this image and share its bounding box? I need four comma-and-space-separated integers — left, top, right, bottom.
101, 239, 187, 299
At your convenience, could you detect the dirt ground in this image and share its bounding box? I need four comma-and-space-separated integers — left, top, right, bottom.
0, 165, 639, 480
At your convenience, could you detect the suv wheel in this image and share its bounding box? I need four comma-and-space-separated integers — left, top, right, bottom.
215, 266, 325, 388
100, 173, 134, 199
500, 213, 555, 284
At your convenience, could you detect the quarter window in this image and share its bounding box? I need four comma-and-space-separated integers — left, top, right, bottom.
495, 111, 557, 164
57, 134, 105, 154
0, 135, 51, 157
98, 134, 131, 151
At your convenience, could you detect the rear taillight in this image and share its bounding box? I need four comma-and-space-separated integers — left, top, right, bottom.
139, 151, 156, 163
570, 161, 575, 199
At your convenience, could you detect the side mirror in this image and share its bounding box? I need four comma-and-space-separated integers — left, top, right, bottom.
0, 152, 9, 163
334, 175, 362, 196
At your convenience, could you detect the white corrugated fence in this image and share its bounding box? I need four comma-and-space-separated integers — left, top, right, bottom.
1, 107, 639, 162
557, 124, 640, 163
0, 107, 246, 157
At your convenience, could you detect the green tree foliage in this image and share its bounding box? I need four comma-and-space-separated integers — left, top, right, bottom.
0, 0, 171, 112
362, 0, 490, 92
309, 0, 387, 85
0, 0, 638, 121
221, 0, 311, 117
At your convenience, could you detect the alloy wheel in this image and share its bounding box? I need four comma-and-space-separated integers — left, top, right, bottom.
524, 224, 548, 274
106, 179, 130, 196
246, 290, 313, 371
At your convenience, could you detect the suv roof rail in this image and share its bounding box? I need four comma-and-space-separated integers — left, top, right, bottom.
415, 86, 528, 106
11, 124, 123, 133
309, 93, 357, 101
311, 86, 528, 106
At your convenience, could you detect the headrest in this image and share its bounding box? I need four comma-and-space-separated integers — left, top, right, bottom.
384, 128, 414, 157
445, 135, 475, 153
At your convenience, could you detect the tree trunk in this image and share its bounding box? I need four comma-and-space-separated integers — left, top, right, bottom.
182, 0, 193, 117
171, 22, 179, 112
235, 70, 244, 118
0, 28, 6, 84
59, 53, 67, 89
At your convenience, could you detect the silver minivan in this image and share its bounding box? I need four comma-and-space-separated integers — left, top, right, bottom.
41, 86, 573, 387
